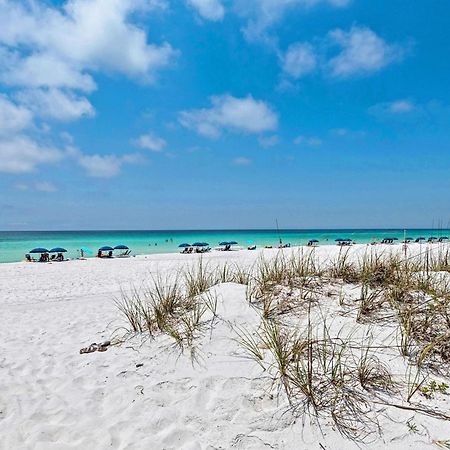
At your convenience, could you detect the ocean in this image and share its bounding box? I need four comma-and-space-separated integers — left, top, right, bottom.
0, 229, 449, 263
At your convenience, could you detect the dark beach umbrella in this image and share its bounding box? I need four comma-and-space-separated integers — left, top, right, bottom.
428, 237, 437, 240
30, 247, 49, 253
49, 247, 67, 253
179, 243, 191, 248
114, 245, 129, 250
440, 237, 449, 240
229, 241, 238, 245
219, 241, 230, 246
99, 246, 114, 251
201, 242, 209, 247
309, 239, 319, 243
335, 238, 344, 242
416, 237, 426, 241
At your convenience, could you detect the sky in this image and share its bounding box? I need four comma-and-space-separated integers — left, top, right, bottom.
0, 0, 449, 230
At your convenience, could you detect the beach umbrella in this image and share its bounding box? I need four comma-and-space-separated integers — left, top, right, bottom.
49, 247, 67, 253
192, 242, 209, 247
335, 238, 344, 242
178, 243, 191, 248
309, 239, 319, 243
30, 247, 49, 253
416, 237, 426, 241
440, 237, 449, 240
114, 245, 129, 250
219, 241, 230, 246
99, 246, 114, 251
229, 241, 238, 245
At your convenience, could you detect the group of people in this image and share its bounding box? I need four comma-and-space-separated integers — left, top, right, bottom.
181, 246, 211, 254
97, 250, 113, 258
25, 252, 65, 262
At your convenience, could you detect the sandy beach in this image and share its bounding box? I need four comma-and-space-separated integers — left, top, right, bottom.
1, 244, 450, 449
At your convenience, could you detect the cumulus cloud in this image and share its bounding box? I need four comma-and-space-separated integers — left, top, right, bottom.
68, 148, 142, 178
179, 94, 278, 138
0, 136, 63, 173
235, 0, 351, 43
0, 1, 174, 179
282, 42, 317, 78
34, 181, 58, 192
0, 95, 33, 135
187, 0, 225, 21
16, 88, 95, 121
369, 99, 416, 116
294, 135, 322, 146
0, 0, 176, 87
259, 134, 279, 147
232, 156, 252, 166
328, 26, 404, 77
135, 132, 167, 152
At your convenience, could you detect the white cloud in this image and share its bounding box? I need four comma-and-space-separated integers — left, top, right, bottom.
388, 100, 416, 113
259, 134, 279, 147
232, 156, 252, 166
0, 136, 63, 173
17, 88, 95, 121
68, 148, 142, 178
330, 128, 366, 138
0, 95, 33, 135
136, 132, 167, 152
328, 26, 404, 77
35, 181, 58, 192
235, 0, 351, 43
282, 42, 317, 78
179, 94, 278, 138
294, 135, 322, 146
0, 49, 97, 93
187, 0, 225, 21
368, 99, 419, 118
0, 0, 176, 87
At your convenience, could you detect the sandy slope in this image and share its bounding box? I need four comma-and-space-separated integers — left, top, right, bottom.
0, 245, 449, 449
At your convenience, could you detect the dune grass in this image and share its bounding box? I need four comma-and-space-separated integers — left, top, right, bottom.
114, 244, 450, 443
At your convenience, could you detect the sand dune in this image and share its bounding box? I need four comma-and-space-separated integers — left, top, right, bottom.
1, 245, 449, 449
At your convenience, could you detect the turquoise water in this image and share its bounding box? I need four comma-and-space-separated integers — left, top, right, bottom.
0, 229, 449, 264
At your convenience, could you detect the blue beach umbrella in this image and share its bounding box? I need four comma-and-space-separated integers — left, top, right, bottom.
49, 247, 67, 253
335, 239, 344, 242
229, 241, 238, 245
30, 247, 49, 253
309, 239, 319, 243
99, 246, 114, 251
179, 243, 191, 248
114, 245, 129, 250
219, 241, 230, 246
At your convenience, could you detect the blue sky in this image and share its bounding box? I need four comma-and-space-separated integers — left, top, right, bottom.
0, 0, 449, 230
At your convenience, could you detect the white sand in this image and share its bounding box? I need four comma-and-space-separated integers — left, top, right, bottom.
1, 245, 449, 449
